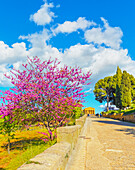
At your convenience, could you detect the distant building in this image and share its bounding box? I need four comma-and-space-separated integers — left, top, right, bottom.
83, 107, 95, 115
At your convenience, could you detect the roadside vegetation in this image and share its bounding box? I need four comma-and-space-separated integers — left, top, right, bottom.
0, 107, 83, 169
101, 103, 135, 116
0, 126, 56, 169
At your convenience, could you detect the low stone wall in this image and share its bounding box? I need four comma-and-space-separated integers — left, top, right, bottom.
18, 142, 71, 170
103, 112, 135, 123
114, 113, 124, 120
18, 114, 87, 170
75, 114, 87, 129
123, 114, 135, 122
57, 125, 81, 151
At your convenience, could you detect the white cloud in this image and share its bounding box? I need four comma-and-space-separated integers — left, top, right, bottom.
63, 43, 98, 68
0, 3, 135, 91
19, 29, 51, 48
0, 41, 28, 65
62, 42, 135, 88
30, 1, 55, 26
0, 65, 15, 86
99, 103, 119, 110
84, 17, 123, 49
53, 17, 96, 34
99, 105, 105, 108
2, 23, 135, 88
0, 41, 28, 86
19, 29, 63, 63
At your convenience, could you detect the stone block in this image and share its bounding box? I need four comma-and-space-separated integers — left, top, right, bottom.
18, 142, 71, 170
57, 125, 81, 150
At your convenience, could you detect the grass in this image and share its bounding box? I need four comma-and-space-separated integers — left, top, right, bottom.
122, 109, 135, 115
68, 118, 76, 126
0, 115, 82, 169
26, 160, 41, 164
0, 127, 56, 170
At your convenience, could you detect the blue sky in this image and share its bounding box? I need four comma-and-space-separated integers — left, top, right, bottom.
0, 0, 135, 113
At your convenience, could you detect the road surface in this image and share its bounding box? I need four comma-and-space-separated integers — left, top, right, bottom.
66, 117, 135, 170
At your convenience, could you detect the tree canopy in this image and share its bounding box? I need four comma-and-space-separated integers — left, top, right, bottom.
0, 56, 91, 152
115, 66, 122, 109
93, 76, 115, 111
94, 66, 135, 110
120, 70, 131, 108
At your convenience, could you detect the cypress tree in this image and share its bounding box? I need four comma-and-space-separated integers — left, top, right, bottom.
115, 66, 122, 109
120, 70, 131, 109
129, 74, 135, 104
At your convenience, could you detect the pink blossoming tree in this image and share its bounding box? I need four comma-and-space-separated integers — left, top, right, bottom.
0, 56, 91, 145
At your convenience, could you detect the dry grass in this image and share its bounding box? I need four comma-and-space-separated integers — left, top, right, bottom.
0, 127, 56, 169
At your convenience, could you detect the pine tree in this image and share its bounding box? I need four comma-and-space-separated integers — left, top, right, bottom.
93, 76, 115, 111
120, 70, 131, 109
115, 66, 122, 109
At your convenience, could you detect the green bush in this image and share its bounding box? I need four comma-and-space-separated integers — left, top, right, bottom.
73, 106, 83, 119
104, 108, 135, 115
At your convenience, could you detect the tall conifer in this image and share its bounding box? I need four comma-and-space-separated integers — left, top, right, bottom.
129, 74, 135, 104
115, 66, 122, 109
120, 70, 131, 109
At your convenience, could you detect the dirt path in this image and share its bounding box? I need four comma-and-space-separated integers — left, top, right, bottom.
66, 117, 135, 170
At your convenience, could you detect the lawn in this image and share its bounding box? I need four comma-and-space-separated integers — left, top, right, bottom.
0, 126, 56, 170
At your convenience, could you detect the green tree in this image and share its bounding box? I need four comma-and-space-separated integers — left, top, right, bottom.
129, 74, 135, 104
115, 66, 122, 109
73, 105, 83, 119
0, 115, 16, 154
120, 70, 132, 109
93, 76, 115, 111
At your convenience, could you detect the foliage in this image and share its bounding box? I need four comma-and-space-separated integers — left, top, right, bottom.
0, 115, 17, 154
0, 56, 91, 145
93, 76, 115, 111
68, 105, 83, 125
103, 110, 120, 115
129, 74, 135, 103
104, 107, 135, 116
94, 66, 135, 111
73, 105, 83, 119
115, 66, 122, 109
120, 70, 131, 109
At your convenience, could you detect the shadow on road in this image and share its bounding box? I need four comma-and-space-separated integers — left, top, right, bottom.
93, 119, 135, 127
116, 128, 135, 137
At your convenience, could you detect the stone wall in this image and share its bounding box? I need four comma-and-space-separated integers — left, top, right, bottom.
57, 125, 81, 151
123, 114, 135, 122
75, 114, 87, 129
103, 112, 135, 123
18, 114, 87, 170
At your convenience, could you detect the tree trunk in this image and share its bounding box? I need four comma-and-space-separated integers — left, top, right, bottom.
7, 137, 10, 154
107, 95, 109, 112
50, 133, 53, 141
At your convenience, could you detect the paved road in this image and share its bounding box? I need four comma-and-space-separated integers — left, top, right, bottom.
66, 117, 135, 170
